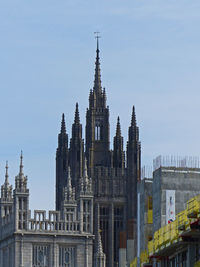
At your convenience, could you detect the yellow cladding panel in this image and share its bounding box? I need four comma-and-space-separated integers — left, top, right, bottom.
154, 230, 159, 239
170, 221, 178, 242
140, 250, 148, 264
194, 260, 200, 267
130, 257, 137, 267
177, 210, 189, 230
187, 195, 200, 218
149, 195, 200, 257
158, 227, 164, 246
148, 209, 153, 224
154, 237, 159, 250
148, 240, 154, 255
162, 224, 169, 244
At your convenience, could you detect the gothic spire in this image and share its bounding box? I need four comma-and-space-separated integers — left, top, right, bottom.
61, 113, 66, 134
93, 37, 102, 93
113, 117, 124, 169
5, 161, 9, 186
97, 230, 104, 255
128, 106, 139, 142
116, 116, 121, 137
15, 151, 28, 192
63, 166, 75, 202
74, 103, 80, 124
131, 106, 137, 127
19, 150, 24, 176
1, 161, 12, 201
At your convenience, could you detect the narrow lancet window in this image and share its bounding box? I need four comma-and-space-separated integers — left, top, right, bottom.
95, 125, 101, 140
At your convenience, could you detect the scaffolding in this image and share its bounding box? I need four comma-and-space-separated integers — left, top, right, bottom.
130, 194, 200, 267
141, 166, 152, 179
153, 155, 200, 171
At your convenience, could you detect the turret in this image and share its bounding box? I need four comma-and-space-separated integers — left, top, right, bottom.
0, 162, 13, 218
77, 158, 93, 233
61, 167, 77, 221
113, 117, 125, 169
126, 106, 141, 240
69, 103, 84, 187
56, 113, 69, 211
13, 152, 29, 230
127, 106, 141, 182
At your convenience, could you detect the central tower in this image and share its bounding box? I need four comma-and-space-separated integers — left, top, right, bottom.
86, 39, 110, 171
55, 39, 141, 267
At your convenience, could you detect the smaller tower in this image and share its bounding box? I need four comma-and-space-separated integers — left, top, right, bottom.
0, 162, 13, 218
13, 152, 29, 230
69, 103, 84, 187
77, 159, 93, 233
113, 116, 125, 169
56, 113, 69, 211
126, 106, 141, 257
61, 167, 77, 221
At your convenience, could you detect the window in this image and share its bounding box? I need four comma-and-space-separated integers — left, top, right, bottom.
59, 247, 75, 267
95, 125, 101, 140
83, 201, 91, 232
33, 245, 49, 267
19, 198, 22, 209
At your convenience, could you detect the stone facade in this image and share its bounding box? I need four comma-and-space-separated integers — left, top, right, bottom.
55, 39, 141, 267
0, 153, 97, 267
0, 41, 140, 267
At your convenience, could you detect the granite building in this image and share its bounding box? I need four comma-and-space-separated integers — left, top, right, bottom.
0, 153, 101, 267
56, 39, 141, 267
0, 40, 141, 267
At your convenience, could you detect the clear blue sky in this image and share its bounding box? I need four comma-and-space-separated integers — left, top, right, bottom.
0, 0, 200, 211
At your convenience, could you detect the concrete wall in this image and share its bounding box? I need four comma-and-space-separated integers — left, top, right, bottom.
153, 167, 200, 233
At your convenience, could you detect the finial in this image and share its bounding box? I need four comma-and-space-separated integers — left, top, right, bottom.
116, 116, 121, 137
19, 150, 24, 175
94, 31, 101, 51
84, 158, 89, 184
61, 113, 66, 133
131, 106, 136, 126
97, 230, 104, 254
5, 161, 9, 185
74, 103, 80, 124
67, 167, 72, 193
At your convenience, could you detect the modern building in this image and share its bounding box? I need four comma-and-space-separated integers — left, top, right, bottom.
146, 195, 200, 267
130, 156, 200, 267
153, 156, 200, 233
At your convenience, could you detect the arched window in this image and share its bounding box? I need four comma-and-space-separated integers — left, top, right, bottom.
95, 121, 102, 140
95, 125, 100, 140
